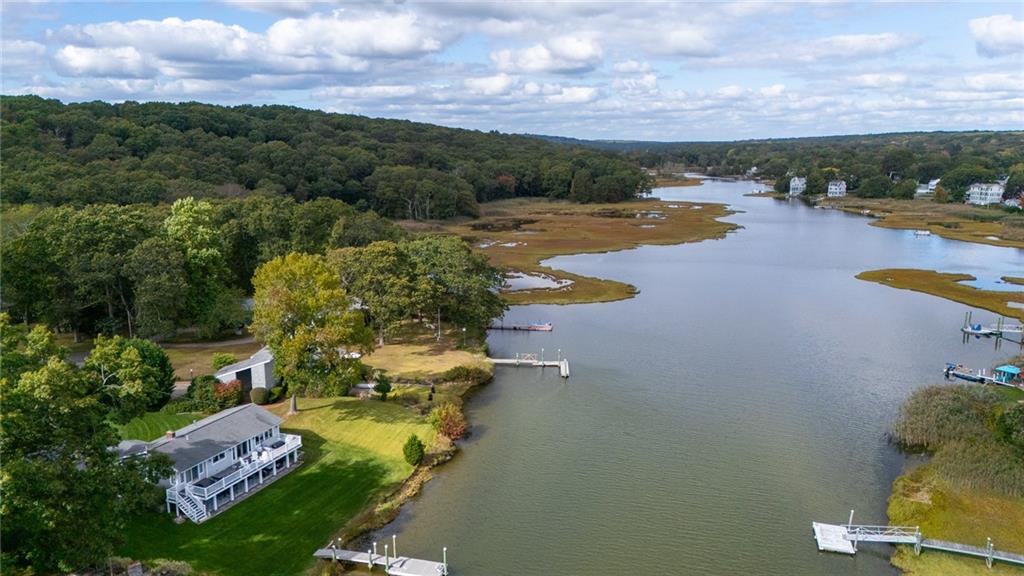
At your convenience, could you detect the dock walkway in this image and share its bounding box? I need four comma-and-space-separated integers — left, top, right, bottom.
813, 516, 1024, 569
314, 547, 447, 576
491, 353, 570, 378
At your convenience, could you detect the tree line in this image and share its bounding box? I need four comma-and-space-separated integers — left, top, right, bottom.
1, 95, 650, 215
1, 195, 405, 338
607, 131, 1024, 202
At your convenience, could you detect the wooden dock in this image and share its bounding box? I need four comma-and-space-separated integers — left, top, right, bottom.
314, 538, 448, 576
491, 351, 570, 378
813, 512, 1024, 569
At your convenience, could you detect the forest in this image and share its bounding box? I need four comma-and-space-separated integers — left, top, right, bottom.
1, 96, 650, 213
546, 131, 1024, 202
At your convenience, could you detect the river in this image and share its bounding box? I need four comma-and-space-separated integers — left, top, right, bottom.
381, 178, 1022, 575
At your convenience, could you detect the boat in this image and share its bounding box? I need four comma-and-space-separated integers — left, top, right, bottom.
487, 322, 554, 332
527, 322, 553, 331
913, 230, 931, 236
944, 363, 987, 383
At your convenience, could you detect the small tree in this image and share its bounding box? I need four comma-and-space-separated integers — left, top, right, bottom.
403, 434, 425, 466
250, 387, 268, 405
373, 374, 392, 401
214, 379, 242, 410
212, 352, 238, 371
429, 402, 467, 439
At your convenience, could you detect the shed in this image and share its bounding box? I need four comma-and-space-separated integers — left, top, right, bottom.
214, 346, 277, 397
994, 365, 1022, 385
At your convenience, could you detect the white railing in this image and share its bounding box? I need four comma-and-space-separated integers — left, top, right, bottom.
169, 433, 302, 501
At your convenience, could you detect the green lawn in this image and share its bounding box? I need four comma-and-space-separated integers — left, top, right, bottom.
119, 412, 205, 441
120, 397, 436, 576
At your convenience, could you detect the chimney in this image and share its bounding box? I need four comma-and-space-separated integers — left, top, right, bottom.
165, 430, 175, 440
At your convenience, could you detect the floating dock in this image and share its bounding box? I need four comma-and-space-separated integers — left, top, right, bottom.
813, 512, 1024, 569
314, 538, 448, 576
492, 353, 570, 378
488, 322, 553, 332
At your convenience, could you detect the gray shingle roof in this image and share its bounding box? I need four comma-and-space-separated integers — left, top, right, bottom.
148, 404, 282, 471
214, 346, 273, 379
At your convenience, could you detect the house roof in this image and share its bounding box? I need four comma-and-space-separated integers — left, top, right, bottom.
148, 404, 282, 471
995, 365, 1021, 375
214, 346, 273, 378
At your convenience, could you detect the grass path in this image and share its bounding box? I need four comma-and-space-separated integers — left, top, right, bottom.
121, 397, 435, 576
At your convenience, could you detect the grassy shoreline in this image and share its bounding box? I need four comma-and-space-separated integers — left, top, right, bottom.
857, 269, 1024, 322
820, 197, 1024, 249
423, 197, 738, 305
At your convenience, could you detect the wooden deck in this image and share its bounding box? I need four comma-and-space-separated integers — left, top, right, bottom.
314, 547, 447, 576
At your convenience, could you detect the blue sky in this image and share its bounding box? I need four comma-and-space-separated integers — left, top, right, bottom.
2, 1, 1022, 140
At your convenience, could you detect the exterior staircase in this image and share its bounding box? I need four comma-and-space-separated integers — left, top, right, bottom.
175, 486, 208, 523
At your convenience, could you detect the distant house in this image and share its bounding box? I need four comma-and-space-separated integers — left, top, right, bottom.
827, 180, 847, 198
120, 404, 303, 523
215, 346, 277, 397
966, 182, 1005, 206
789, 176, 806, 196
915, 178, 941, 196
745, 166, 759, 178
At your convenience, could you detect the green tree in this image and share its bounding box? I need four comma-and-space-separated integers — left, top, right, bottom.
856, 175, 892, 198
329, 241, 416, 344
251, 253, 373, 396
0, 324, 172, 573
373, 374, 392, 401
212, 352, 238, 370
891, 179, 917, 200
122, 337, 176, 410
124, 236, 189, 340
403, 434, 425, 466
83, 335, 166, 422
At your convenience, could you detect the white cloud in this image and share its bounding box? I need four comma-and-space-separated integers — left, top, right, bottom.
266, 11, 446, 58
492, 36, 602, 73
613, 59, 651, 73
802, 33, 919, 61
847, 73, 908, 88
759, 84, 785, 97
969, 14, 1024, 57
53, 45, 156, 78
318, 84, 419, 99
614, 73, 658, 93
963, 72, 1024, 91
545, 86, 599, 104
2, 39, 46, 74
464, 73, 516, 96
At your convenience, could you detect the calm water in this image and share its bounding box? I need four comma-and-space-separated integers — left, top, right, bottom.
381, 179, 1022, 575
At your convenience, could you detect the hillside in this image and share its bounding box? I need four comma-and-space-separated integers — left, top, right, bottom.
0, 96, 649, 216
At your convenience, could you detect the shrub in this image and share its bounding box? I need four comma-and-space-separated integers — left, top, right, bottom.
403, 434, 425, 466
268, 385, 285, 403
250, 387, 268, 405
150, 559, 194, 576
997, 403, 1024, 451
429, 402, 467, 439
374, 374, 392, 401
442, 365, 492, 385
213, 379, 242, 410
211, 353, 238, 371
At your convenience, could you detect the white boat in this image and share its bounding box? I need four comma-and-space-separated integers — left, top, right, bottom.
914, 230, 931, 236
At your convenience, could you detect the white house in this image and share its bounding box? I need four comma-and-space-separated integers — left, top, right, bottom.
966, 182, 1005, 206
119, 404, 302, 523
215, 346, 277, 396
789, 176, 806, 196
827, 180, 847, 197
916, 178, 941, 196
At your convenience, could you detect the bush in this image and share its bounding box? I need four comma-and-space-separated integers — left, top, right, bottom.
373, 374, 392, 401
442, 365, 493, 385
429, 402, 467, 439
211, 353, 238, 371
997, 403, 1024, 450
268, 385, 285, 403
403, 434, 425, 466
150, 559, 194, 576
250, 387, 268, 405
214, 379, 242, 410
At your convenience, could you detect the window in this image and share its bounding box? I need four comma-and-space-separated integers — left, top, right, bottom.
212, 452, 226, 464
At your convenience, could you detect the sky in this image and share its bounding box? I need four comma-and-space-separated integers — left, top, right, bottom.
2, 1, 1023, 141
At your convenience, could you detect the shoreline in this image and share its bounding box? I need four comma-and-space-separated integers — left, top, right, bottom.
856, 268, 1024, 322
433, 196, 739, 305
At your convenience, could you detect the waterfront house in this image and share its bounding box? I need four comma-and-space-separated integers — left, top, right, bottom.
966, 182, 1005, 206
789, 176, 806, 196
915, 178, 941, 196
126, 404, 303, 523
215, 346, 277, 395
827, 180, 847, 197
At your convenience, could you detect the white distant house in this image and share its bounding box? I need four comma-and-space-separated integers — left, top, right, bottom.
118, 404, 302, 523
966, 182, 1005, 206
827, 180, 847, 197
789, 176, 806, 196
916, 178, 940, 196
215, 346, 277, 396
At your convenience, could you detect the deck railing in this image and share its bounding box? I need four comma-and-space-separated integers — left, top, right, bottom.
168, 433, 302, 501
